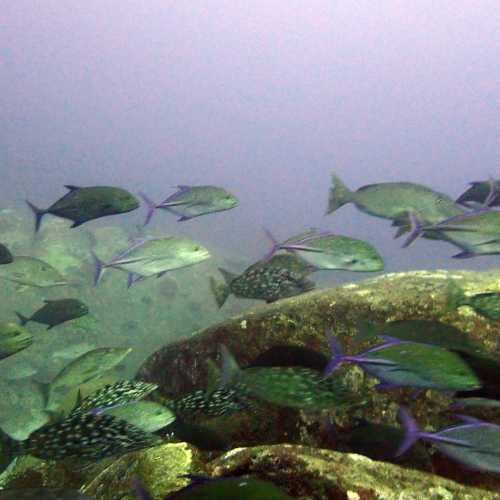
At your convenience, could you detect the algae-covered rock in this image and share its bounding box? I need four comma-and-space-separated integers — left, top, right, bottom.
207, 444, 499, 499
137, 269, 500, 489
81, 442, 205, 500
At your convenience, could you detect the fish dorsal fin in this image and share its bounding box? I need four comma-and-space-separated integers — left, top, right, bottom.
205, 358, 222, 396
64, 185, 82, 192
218, 267, 237, 285
219, 344, 241, 388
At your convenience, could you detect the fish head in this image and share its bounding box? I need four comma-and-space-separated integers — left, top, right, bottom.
175, 240, 211, 265
214, 191, 239, 210
112, 190, 140, 212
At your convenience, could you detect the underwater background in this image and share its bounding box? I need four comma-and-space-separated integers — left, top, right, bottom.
1, 1, 499, 499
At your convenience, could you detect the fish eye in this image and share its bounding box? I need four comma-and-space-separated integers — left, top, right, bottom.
194, 246, 200, 251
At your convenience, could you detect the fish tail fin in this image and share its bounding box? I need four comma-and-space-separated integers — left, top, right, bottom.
209, 276, 230, 308
402, 211, 424, 248
15, 312, 29, 326
323, 330, 344, 376
139, 192, 157, 226
219, 344, 241, 388
25, 200, 46, 233
33, 380, 51, 408
326, 174, 353, 214
91, 251, 106, 286
395, 406, 421, 456
127, 272, 135, 289
262, 227, 281, 260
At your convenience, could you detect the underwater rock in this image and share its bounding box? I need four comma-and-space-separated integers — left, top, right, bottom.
81, 442, 205, 499
207, 444, 499, 499
138, 269, 500, 488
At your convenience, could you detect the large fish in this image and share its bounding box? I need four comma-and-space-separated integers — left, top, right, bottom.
0, 256, 68, 288
0, 412, 160, 461
447, 281, 500, 320
140, 185, 238, 224
397, 407, 500, 474
93, 236, 210, 286
217, 345, 357, 411
44, 347, 132, 412
264, 228, 384, 271
326, 174, 464, 227
403, 209, 500, 258
16, 298, 89, 329
326, 334, 480, 392
27, 185, 139, 232
210, 254, 315, 307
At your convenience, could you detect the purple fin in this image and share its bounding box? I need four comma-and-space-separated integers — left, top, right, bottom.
177, 215, 193, 221
454, 414, 483, 425
91, 251, 106, 286
26, 199, 46, 233
131, 477, 153, 500
402, 211, 424, 248
262, 228, 281, 261
323, 330, 344, 376
64, 185, 81, 191
15, 312, 30, 326
377, 335, 405, 344
127, 273, 135, 288
139, 192, 157, 226
279, 243, 325, 253
395, 406, 421, 456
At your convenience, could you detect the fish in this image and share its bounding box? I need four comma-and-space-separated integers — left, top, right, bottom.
44, 347, 132, 412
103, 401, 175, 433
447, 281, 500, 321
355, 319, 487, 357
0, 488, 92, 500
397, 407, 500, 473
70, 380, 158, 417
326, 174, 464, 226
0, 322, 33, 360
0, 411, 160, 461
325, 334, 481, 392
264, 228, 384, 272
51, 342, 96, 361
456, 179, 500, 208
403, 209, 500, 258
0, 256, 68, 288
161, 474, 292, 499
0, 243, 13, 264
162, 419, 230, 450
218, 345, 357, 410
26, 185, 139, 232
16, 298, 89, 329
93, 237, 210, 286
139, 185, 238, 225
210, 253, 315, 308
169, 385, 257, 420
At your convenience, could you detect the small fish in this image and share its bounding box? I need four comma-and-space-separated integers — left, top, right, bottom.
0, 488, 92, 500
0, 256, 68, 288
264, 228, 384, 272
104, 400, 175, 433
210, 254, 315, 308
403, 209, 500, 258
325, 334, 481, 392
355, 319, 487, 357
326, 174, 464, 226
45, 347, 132, 412
70, 380, 158, 417
447, 281, 500, 321
397, 407, 500, 473
0, 322, 33, 360
218, 345, 357, 410
140, 185, 238, 225
163, 419, 230, 451
0, 412, 160, 461
16, 298, 89, 329
0, 243, 13, 264
26, 185, 139, 232
93, 237, 210, 286
456, 179, 500, 208
161, 474, 292, 499
169, 385, 256, 420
